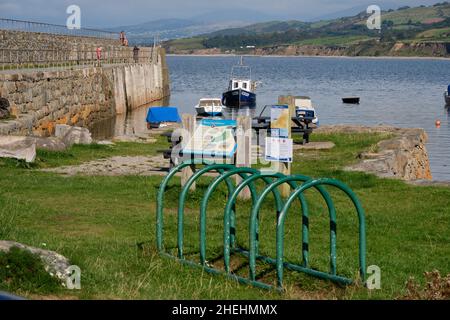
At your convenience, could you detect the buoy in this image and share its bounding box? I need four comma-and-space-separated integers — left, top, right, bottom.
435, 120, 441, 127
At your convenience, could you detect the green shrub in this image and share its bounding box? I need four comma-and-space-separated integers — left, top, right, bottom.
0, 247, 60, 293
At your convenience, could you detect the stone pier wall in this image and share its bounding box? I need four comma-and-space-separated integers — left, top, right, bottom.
0, 47, 170, 136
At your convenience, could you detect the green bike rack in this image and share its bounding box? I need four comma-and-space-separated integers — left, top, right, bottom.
156, 160, 367, 292
275, 178, 366, 289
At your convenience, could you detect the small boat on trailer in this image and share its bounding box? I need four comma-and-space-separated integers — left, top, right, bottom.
342, 97, 360, 104
195, 98, 223, 117
445, 85, 450, 106
295, 96, 319, 125
222, 57, 257, 111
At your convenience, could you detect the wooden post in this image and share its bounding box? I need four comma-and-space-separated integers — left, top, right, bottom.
181, 113, 196, 191
275, 95, 294, 197
236, 116, 252, 200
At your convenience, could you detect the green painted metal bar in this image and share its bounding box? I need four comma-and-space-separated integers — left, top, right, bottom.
276, 179, 367, 289
232, 247, 353, 285
223, 172, 286, 273
248, 175, 311, 281
156, 159, 212, 252
247, 175, 338, 279
160, 251, 279, 291
177, 163, 237, 259
199, 167, 260, 266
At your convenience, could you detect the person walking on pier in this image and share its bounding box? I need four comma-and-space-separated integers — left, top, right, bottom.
133, 46, 140, 63
96, 47, 102, 66
120, 31, 125, 45
120, 31, 129, 46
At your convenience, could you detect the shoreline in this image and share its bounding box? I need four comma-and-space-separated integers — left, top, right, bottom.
166, 53, 450, 61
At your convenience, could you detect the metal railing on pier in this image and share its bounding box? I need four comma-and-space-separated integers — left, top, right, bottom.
0, 18, 117, 40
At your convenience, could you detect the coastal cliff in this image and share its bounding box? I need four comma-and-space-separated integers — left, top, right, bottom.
172, 41, 450, 58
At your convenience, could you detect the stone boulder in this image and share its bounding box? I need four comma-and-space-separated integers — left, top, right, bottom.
55, 124, 92, 147
0, 136, 36, 162
32, 136, 67, 152
0, 97, 10, 119
0, 241, 72, 284
316, 125, 432, 181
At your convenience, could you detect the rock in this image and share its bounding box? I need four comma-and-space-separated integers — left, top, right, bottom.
316, 125, 432, 181
0, 97, 10, 119
0, 241, 72, 284
55, 124, 92, 146
0, 135, 36, 162
32, 136, 67, 151
97, 140, 115, 145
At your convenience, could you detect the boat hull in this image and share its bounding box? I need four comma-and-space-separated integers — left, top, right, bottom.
222, 89, 256, 109
195, 106, 223, 117
342, 97, 360, 104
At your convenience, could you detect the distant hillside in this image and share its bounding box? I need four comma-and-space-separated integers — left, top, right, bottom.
107, 18, 251, 45
105, 8, 279, 45
164, 2, 450, 57
108, 19, 198, 34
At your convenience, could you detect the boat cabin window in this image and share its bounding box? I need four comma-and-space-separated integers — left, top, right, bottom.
230, 80, 251, 91
200, 100, 222, 107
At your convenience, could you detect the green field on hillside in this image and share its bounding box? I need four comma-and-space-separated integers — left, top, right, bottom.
294, 35, 375, 46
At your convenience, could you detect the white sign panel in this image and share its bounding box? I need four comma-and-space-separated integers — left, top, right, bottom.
265, 137, 293, 163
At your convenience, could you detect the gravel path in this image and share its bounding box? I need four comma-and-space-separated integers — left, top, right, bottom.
42, 155, 171, 176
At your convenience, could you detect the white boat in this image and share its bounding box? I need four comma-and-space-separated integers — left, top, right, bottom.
295, 96, 319, 125
195, 98, 223, 117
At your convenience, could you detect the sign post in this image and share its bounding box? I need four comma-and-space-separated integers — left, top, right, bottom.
236, 116, 252, 200
181, 114, 196, 191
272, 96, 294, 197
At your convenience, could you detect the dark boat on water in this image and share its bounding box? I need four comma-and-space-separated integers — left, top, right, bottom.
222, 57, 257, 111
342, 97, 360, 104
445, 84, 450, 106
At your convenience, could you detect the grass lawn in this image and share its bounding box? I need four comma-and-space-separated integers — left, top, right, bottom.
0, 132, 449, 299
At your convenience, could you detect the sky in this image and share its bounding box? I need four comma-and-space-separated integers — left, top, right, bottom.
0, 0, 444, 28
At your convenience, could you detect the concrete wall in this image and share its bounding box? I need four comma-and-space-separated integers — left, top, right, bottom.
0, 47, 170, 136
113, 48, 170, 114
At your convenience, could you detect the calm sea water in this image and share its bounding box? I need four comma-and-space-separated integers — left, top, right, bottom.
92, 55, 450, 181
167, 55, 450, 181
